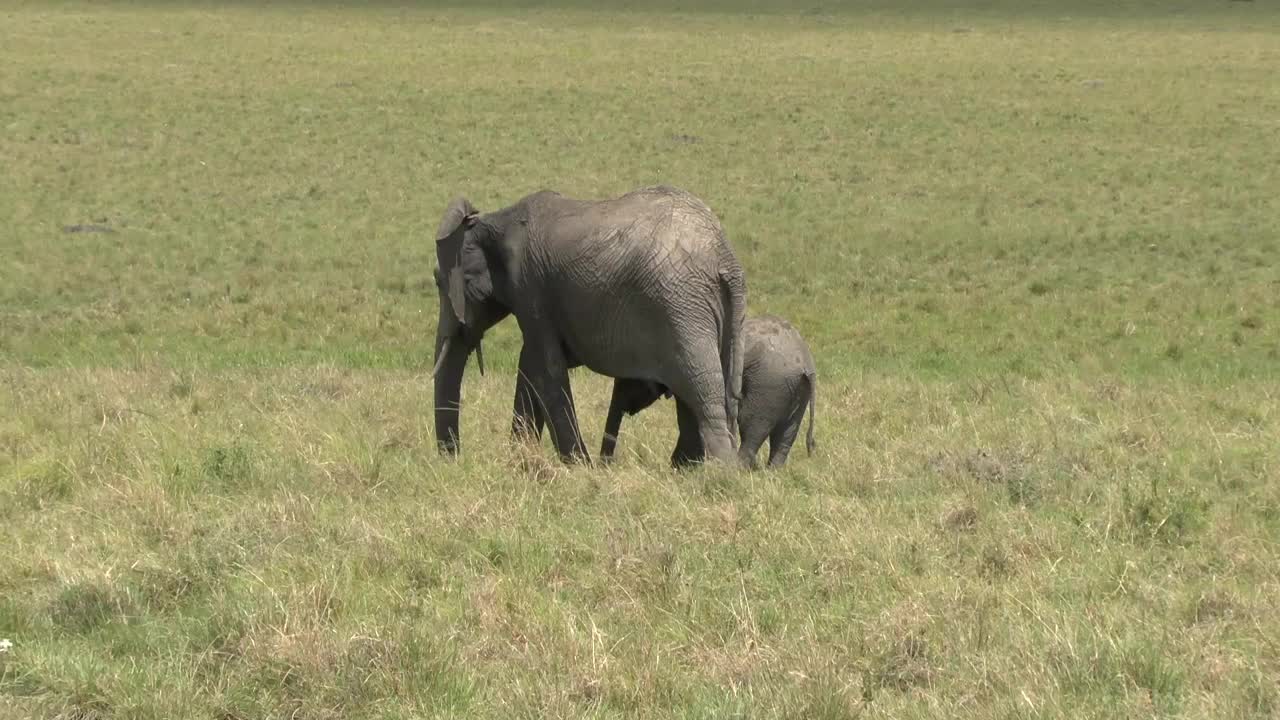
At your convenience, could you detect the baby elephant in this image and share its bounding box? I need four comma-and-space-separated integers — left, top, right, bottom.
601, 315, 817, 469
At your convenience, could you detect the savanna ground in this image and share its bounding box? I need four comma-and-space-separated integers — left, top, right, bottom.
2, 1, 1279, 717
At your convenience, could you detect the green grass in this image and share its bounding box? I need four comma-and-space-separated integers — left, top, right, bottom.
2, 1, 1279, 717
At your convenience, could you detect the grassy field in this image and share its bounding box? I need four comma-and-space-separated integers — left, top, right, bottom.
3, 1, 1279, 717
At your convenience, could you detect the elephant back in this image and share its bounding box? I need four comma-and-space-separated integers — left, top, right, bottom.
744, 315, 814, 380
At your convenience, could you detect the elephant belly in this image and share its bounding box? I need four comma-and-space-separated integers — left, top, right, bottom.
557, 300, 672, 381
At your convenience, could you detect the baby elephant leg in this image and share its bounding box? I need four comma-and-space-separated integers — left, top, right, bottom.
736, 420, 770, 470
766, 398, 810, 469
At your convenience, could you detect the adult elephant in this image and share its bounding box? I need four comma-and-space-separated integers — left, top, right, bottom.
432, 185, 747, 466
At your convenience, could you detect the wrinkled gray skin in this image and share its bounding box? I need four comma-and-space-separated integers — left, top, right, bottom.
432, 185, 747, 466
600, 315, 817, 469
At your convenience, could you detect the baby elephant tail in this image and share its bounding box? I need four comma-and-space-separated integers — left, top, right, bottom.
804, 371, 817, 456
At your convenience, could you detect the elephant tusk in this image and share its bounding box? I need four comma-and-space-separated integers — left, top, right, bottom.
432, 337, 452, 379
475, 340, 486, 377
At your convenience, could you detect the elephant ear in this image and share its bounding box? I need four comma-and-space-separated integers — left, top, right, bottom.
435, 196, 479, 325
461, 241, 494, 305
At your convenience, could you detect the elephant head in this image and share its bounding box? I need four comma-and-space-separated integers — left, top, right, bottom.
432, 196, 510, 454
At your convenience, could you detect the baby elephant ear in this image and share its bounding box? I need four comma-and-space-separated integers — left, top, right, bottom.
435, 196, 479, 325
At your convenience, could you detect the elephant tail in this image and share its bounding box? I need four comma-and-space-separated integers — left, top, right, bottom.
804, 371, 817, 456
719, 268, 746, 444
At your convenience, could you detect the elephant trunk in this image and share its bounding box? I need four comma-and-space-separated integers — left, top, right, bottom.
433, 327, 472, 455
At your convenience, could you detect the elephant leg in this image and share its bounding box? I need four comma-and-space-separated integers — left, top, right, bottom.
766, 400, 808, 469
523, 333, 589, 464
602, 379, 667, 464
600, 380, 628, 464
665, 346, 738, 467
737, 421, 770, 471
669, 398, 706, 469
512, 346, 546, 443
